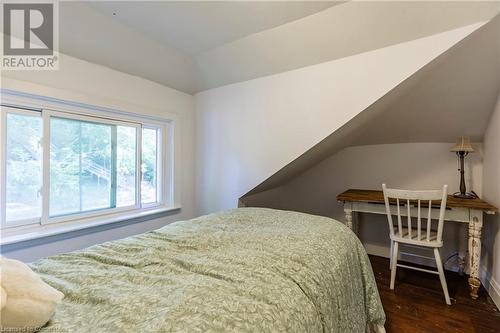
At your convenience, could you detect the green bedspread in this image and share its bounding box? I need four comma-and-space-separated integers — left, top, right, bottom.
31, 208, 385, 333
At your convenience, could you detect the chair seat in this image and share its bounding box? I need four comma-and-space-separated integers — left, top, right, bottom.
391, 227, 442, 247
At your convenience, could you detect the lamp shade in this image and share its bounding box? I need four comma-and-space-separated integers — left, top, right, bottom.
450, 136, 474, 152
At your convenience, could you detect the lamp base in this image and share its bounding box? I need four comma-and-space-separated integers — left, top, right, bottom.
453, 192, 477, 199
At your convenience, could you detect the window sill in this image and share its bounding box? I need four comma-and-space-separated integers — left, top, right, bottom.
0, 206, 181, 246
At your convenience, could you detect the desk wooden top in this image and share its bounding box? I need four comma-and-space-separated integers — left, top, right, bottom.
337, 189, 498, 213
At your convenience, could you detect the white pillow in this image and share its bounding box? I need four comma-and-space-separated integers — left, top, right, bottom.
0, 256, 64, 330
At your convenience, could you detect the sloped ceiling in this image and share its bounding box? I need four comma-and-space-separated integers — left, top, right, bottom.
193, 1, 500, 91
87, 1, 339, 55
194, 21, 491, 214
58, 1, 500, 94
245, 16, 500, 197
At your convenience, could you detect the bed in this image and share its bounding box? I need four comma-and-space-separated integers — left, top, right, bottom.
31, 208, 386, 332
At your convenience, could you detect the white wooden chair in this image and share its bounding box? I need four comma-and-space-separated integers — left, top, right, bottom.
382, 184, 451, 305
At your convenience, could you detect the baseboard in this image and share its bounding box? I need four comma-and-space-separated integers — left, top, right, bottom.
480, 265, 500, 310
364, 243, 390, 259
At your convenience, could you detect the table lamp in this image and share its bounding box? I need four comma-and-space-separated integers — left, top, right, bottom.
450, 136, 476, 199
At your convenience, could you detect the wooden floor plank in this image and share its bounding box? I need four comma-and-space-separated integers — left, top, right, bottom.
369, 255, 500, 333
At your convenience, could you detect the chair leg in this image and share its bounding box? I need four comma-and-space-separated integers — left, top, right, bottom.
434, 248, 451, 305
390, 242, 399, 290
389, 240, 393, 270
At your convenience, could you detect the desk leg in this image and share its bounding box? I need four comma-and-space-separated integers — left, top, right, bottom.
468, 210, 483, 300
344, 203, 353, 230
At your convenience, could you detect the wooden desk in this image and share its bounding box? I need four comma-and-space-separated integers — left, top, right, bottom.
337, 189, 498, 300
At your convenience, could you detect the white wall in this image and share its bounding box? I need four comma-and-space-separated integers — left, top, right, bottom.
481, 94, 500, 308
194, 23, 484, 216
243, 143, 483, 271
1, 52, 196, 262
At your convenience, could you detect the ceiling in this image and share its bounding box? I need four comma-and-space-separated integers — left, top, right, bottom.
87, 1, 338, 56
245, 16, 500, 196
58, 1, 500, 94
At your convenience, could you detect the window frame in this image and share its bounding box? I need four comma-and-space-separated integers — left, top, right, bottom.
1, 91, 177, 235
141, 125, 163, 208
43, 109, 143, 225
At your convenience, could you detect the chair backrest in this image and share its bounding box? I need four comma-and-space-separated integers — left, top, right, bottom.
382, 184, 448, 244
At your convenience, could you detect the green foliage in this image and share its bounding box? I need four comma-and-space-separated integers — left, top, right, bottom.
7, 113, 158, 217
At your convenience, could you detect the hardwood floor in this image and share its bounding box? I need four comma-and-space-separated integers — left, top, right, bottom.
369, 255, 500, 333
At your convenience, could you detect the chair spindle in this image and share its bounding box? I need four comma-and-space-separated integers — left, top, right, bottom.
407, 200, 411, 239
397, 198, 402, 236
417, 200, 421, 240
427, 200, 432, 241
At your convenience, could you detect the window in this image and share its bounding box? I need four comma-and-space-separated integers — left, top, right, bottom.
49, 116, 140, 217
5, 111, 42, 223
141, 127, 160, 205
1, 102, 173, 231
